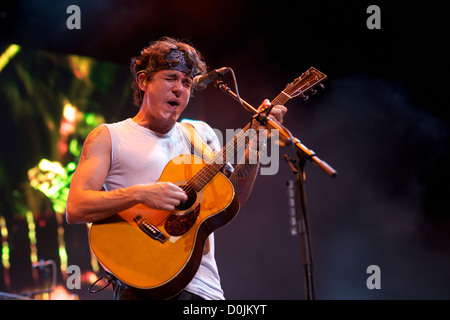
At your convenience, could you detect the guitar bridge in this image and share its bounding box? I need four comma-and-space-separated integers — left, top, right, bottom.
134, 214, 168, 243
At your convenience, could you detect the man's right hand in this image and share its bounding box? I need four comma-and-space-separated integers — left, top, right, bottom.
135, 182, 188, 211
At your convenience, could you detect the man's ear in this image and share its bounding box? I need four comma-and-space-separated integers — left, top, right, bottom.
138, 72, 147, 91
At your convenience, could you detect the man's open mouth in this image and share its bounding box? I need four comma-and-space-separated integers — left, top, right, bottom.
167, 99, 180, 107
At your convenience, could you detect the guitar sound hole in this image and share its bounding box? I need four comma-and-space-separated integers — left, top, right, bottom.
165, 185, 200, 236
176, 185, 197, 211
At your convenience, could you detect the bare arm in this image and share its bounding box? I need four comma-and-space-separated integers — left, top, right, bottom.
228, 151, 260, 205
66, 125, 187, 224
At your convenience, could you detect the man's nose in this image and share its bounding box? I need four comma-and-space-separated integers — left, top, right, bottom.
172, 80, 183, 96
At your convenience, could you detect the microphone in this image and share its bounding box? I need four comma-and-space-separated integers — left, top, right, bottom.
193, 67, 230, 90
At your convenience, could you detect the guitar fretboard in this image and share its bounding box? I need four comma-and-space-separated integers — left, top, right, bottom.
185, 92, 288, 193
182, 67, 327, 195
186, 118, 260, 192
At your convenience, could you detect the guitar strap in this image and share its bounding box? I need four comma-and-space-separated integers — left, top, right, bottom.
178, 122, 215, 162
177, 121, 215, 255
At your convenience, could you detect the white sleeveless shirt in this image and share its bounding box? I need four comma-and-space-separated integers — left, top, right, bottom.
103, 118, 225, 300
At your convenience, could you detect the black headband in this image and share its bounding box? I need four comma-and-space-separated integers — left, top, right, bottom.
137, 48, 196, 81
166, 49, 195, 78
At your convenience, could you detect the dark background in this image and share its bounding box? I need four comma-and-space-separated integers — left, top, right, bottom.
0, 0, 449, 299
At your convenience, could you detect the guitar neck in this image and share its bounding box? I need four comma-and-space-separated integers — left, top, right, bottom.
208, 86, 294, 169
188, 119, 261, 192
185, 67, 327, 193
188, 95, 290, 192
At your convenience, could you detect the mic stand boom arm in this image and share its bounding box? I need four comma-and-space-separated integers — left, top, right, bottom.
214, 80, 337, 178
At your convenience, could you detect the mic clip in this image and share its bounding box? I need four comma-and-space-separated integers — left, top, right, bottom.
253, 104, 274, 126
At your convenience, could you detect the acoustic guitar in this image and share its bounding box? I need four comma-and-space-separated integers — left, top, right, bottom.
89, 67, 327, 299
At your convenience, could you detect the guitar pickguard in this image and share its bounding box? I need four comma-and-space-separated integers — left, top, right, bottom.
165, 187, 201, 236
165, 204, 201, 236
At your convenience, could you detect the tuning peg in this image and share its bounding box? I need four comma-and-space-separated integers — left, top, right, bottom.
320, 84, 325, 89
302, 94, 309, 101
311, 89, 317, 95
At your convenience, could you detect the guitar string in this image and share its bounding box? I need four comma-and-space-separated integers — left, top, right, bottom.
159, 72, 322, 223
156, 121, 257, 226
172, 89, 292, 201
158, 91, 290, 226
182, 89, 288, 192
163, 77, 316, 207
185, 80, 318, 192
185, 120, 259, 193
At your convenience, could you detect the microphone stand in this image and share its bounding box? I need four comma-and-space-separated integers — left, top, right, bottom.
285, 149, 315, 300
214, 80, 337, 300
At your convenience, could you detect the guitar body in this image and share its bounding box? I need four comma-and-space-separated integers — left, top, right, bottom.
89, 154, 240, 299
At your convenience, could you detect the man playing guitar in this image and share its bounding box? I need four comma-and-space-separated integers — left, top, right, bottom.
66, 37, 286, 300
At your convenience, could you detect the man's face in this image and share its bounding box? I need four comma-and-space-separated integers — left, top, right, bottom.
142, 69, 192, 132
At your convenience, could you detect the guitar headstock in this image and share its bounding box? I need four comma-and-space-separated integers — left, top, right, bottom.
283, 67, 327, 101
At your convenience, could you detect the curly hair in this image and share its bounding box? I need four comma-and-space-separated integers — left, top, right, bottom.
130, 37, 207, 107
